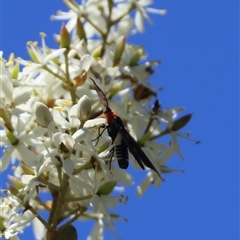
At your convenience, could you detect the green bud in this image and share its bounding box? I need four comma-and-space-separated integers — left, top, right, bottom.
6, 129, 18, 145
7, 184, 25, 200
171, 113, 193, 131
0, 108, 13, 131
108, 81, 122, 98
28, 47, 39, 63
8, 175, 24, 189
97, 139, 111, 153
97, 180, 117, 195
129, 48, 144, 66
11, 62, 19, 79
76, 18, 86, 40
91, 45, 103, 58
60, 24, 71, 48
138, 131, 152, 146
21, 163, 35, 175
114, 36, 126, 65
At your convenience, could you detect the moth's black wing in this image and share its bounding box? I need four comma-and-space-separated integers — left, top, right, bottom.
107, 120, 119, 143
113, 116, 161, 177
107, 119, 129, 169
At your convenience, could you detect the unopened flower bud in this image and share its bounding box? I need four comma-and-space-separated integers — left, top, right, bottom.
60, 24, 70, 48
21, 163, 35, 175
7, 184, 24, 200
8, 175, 24, 189
91, 45, 103, 58
171, 113, 193, 131
11, 62, 19, 79
108, 81, 122, 98
34, 102, 53, 127
114, 36, 126, 65
27, 42, 39, 63
76, 18, 86, 40
138, 131, 151, 146
5, 128, 18, 145
129, 48, 144, 66
77, 95, 91, 121
97, 180, 117, 195
0, 107, 13, 131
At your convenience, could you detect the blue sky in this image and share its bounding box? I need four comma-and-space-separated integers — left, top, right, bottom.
1, 1, 238, 240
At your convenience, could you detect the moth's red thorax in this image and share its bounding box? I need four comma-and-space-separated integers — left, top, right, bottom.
104, 107, 117, 124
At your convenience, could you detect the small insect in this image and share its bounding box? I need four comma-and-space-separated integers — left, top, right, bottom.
90, 78, 162, 179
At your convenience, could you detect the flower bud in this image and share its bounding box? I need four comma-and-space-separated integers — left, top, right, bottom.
129, 48, 144, 66
76, 18, 86, 40
27, 42, 39, 63
7, 184, 24, 200
171, 113, 193, 131
138, 131, 151, 146
97, 180, 117, 195
60, 24, 70, 48
77, 95, 91, 121
91, 45, 103, 58
11, 62, 19, 79
114, 36, 126, 65
5, 128, 18, 145
0, 107, 13, 131
7, 184, 19, 196
108, 81, 122, 98
34, 102, 53, 127
21, 163, 35, 175
8, 175, 24, 189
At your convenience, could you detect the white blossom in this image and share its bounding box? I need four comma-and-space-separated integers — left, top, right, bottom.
0, 1, 194, 239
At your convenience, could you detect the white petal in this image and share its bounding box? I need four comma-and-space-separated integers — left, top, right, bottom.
62, 158, 75, 175
159, 143, 176, 165
16, 143, 41, 168
110, 166, 134, 186
0, 74, 13, 103
136, 174, 152, 197
69, 174, 93, 192
135, 11, 144, 32
87, 217, 104, 240
72, 128, 89, 142
0, 147, 14, 172
13, 88, 32, 106
32, 217, 45, 240
79, 54, 92, 72
83, 118, 106, 128
69, 104, 80, 127
43, 48, 66, 64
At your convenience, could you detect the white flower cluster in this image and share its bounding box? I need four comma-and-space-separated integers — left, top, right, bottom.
0, 1, 194, 239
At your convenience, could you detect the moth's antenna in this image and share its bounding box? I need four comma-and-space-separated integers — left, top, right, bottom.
90, 78, 109, 108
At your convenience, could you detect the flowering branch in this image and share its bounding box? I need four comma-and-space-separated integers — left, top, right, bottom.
0, 1, 196, 239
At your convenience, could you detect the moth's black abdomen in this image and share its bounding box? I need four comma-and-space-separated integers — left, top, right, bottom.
115, 141, 129, 169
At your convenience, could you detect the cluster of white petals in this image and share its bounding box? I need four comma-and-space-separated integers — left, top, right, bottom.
0, 1, 194, 239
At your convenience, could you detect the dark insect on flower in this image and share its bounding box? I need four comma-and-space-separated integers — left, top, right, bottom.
90, 78, 163, 179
